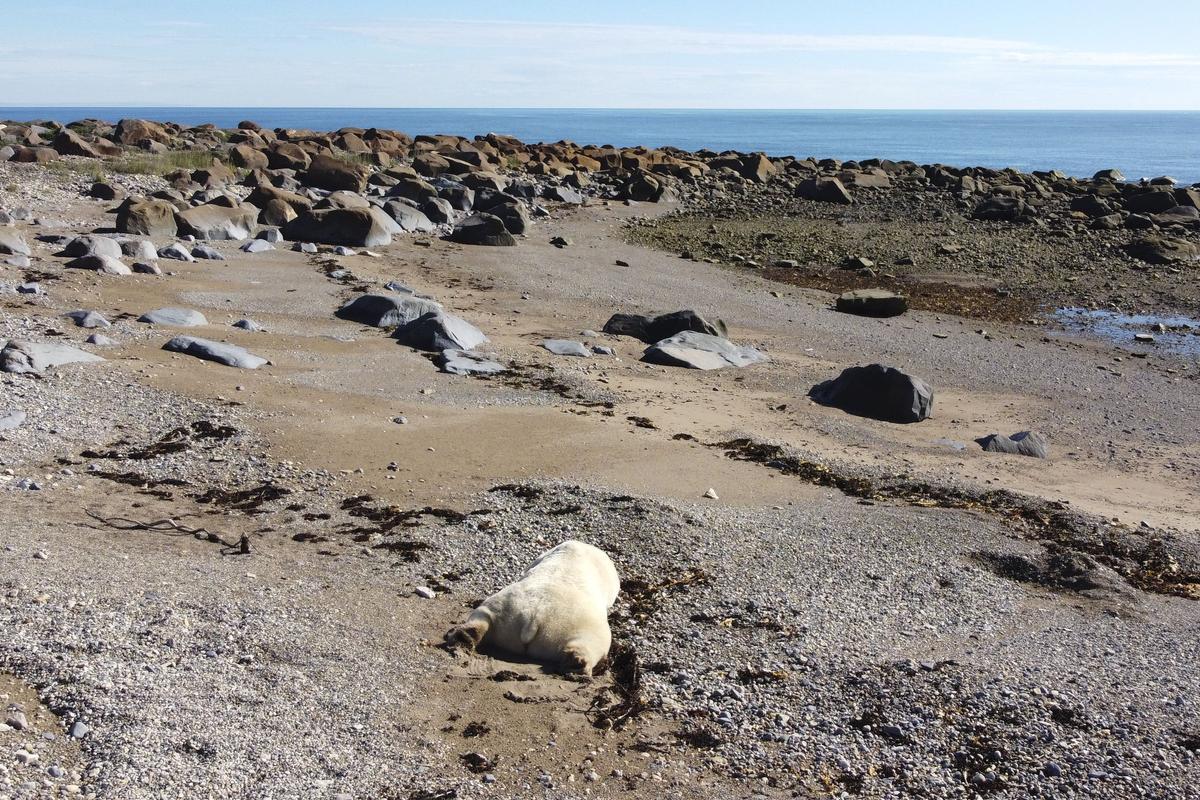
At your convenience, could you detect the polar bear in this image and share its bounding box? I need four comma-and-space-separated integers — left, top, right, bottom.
445, 540, 620, 676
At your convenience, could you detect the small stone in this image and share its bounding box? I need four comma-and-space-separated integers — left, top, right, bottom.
33, 550, 48, 560
415, 586, 436, 599
4, 711, 29, 731
68, 720, 90, 739
702, 488, 719, 500
1043, 762, 1062, 778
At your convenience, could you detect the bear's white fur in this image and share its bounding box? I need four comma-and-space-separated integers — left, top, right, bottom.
446, 540, 620, 675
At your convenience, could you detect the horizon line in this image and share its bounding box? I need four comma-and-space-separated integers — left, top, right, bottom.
2, 105, 1200, 114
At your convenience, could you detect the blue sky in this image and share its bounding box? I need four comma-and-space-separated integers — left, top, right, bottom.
4, 1, 1199, 109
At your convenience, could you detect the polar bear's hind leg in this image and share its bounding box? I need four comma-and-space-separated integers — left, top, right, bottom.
445, 617, 489, 650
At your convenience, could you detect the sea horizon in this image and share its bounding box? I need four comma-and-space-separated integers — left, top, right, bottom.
3, 106, 1198, 183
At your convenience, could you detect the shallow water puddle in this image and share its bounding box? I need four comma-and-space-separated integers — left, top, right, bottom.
1054, 307, 1200, 356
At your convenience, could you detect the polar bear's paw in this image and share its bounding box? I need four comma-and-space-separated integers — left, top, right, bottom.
561, 646, 593, 676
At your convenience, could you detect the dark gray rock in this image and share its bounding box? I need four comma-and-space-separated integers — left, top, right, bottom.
835, 289, 908, 318
393, 311, 487, 351
809, 364, 933, 423
158, 243, 195, 262
163, 336, 267, 369
448, 213, 516, 246
232, 318, 264, 331
191, 244, 225, 260
283, 206, 399, 247
336, 293, 442, 328
131, 261, 163, 275
86, 333, 117, 346
65, 255, 132, 275
603, 310, 726, 343
977, 431, 1049, 459
795, 177, 853, 204
422, 197, 453, 224
382, 200, 437, 233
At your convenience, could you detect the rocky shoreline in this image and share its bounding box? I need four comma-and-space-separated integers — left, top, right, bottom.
2, 116, 1198, 799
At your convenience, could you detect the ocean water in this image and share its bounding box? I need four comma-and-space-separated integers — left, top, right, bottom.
2, 107, 1198, 184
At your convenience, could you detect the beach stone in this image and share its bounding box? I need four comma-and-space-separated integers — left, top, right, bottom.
283, 207, 399, 247
191, 244, 225, 260
131, 261, 163, 275
382, 201, 438, 233
65, 254, 132, 275
17, 282, 42, 294
603, 310, 727, 343
120, 239, 159, 261
796, 177, 853, 204
116, 199, 178, 238
835, 289, 908, 317
294, 241, 318, 253
158, 243, 195, 262
809, 364, 934, 423
336, 293, 442, 328
0, 410, 26, 431
544, 185, 584, 204
60, 234, 122, 259
163, 336, 267, 369
436, 349, 506, 375
393, 311, 488, 352
642, 331, 767, 370
448, 213, 516, 246
239, 239, 274, 254
1126, 190, 1178, 214
3, 254, 31, 268
256, 227, 284, 243
232, 318, 264, 331
422, 197, 454, 224
68, 720, 90, 739
0, 230, 31, 256
176, 204, 256, 241
229, 143, 269, 170
541, 339, 591, 357
138, 307, 207, 327
973, 195, 1031, 222
86, 333, 117, 346
63, 310, 111, 329
1093, 168, 1125, 182
978, 431, 1049, 459
1, 340, 105, 374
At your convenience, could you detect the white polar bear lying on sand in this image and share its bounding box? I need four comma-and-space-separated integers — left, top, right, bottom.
445, 540, 620, 676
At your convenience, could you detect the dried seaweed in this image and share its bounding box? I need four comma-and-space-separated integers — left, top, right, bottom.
192, 483, 291, 513
587, 642, 646, 731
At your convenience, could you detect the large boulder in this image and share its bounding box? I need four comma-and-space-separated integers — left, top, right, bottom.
809, 364, 933, 423
268, 142, 312, 170
175, 204, 257, 240
795, 177, 853, 204
114, 118, 171, 146
162, 336, 267, 369
0, 230, 31, 256
116, 199, 178, 237
283, 206, 399, 247
977, 431, 1049, 459
448, 213, 516, 246
335, 293, 442, 328
1125, 236, 1199, 264
301, 154, 369, 193
229, 144, 269, 170
602, 310, 726, 343
246, 185, 312, 215
52, 129, 102, 158
972, 196, 1031, 222
642, 331, 766, 370
393, 311, 488, 352
835, 289, 908, 318
1, 340, 105, 374
381, 200, 437, 233
1125, 190, 1178, 215
60, 235, 123, 259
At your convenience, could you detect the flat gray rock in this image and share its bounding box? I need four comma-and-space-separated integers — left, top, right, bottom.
0, 409, 26, 431
4, 255, 31, 268
541, 339, 592, 357
65, 254, 132, 275
163, 336, 267, 369
394, 311, 488, 352
131, 261, 163, 275
336, 293, 442, 328
1, 340, 105, 374
138, 307, 208, 327
63, 310, 111, 329
978, 431, 1050, 459
120, 239, 159, 261
642, 331, 766, 370
191, 244, 225, 260
232, 318, 264, 331
86, 333, 118, 346
436, 349, 506, 375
